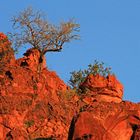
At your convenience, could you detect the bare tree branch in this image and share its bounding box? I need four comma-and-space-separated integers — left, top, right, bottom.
9, 7, 80, 56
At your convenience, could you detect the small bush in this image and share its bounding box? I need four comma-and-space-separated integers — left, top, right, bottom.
69, 60, 112, 91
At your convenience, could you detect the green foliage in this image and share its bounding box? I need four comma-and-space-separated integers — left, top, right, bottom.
69, 60, 112, 90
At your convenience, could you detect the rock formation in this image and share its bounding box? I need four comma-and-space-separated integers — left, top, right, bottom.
0, 33, 78, 140
0, 32, 15, 66
68, 101, 140, 140
17, 48, 46, 72
68, 74, 140, 140
0, 33, 139, 140
79, 74, 123, 103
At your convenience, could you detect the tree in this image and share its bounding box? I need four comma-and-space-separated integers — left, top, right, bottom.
9, 7, 80, 68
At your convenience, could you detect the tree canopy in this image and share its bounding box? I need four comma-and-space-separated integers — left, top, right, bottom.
9, 7, 80, 56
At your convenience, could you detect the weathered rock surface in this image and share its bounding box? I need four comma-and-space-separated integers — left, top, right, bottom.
68, 75, 140, 140
17, 48, 46, 72
80, 74, 123, 103
0, 60, 80, 139
0, 32, 15, 66
68, 101, 140, 140
68, 74, 140, 140
0, 63, 73, 139
0, 33, 79, 140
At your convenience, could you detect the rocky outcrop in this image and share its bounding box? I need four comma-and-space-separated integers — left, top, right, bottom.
68, 101, 140, 140
0, 33, 140, 140
16, 48, 46, 72
0, 63, 72, 139
0, 33, 78, 140
80, 74, 123, 103
0, 58, 79, 140
68, 75, 140, 140
0, 32, 15, 66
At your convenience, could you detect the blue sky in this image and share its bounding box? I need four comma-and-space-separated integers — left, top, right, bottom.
0, 0, 140, 102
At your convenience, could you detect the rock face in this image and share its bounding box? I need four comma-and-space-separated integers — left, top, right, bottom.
0, 33, 140, 140
80, 74, 123, 103
68, 75, 140, 140
68, 102, 140, 140
0, 33, 78, 140
0, 32, 15, 66
0, 60, 72, 139
0, 59, 79, 139
17, 48, 46, 72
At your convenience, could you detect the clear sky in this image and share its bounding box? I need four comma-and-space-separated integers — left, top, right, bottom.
0, 0, 140, 102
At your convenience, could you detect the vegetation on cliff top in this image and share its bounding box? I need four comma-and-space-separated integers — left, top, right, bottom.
69, 60, 112, 92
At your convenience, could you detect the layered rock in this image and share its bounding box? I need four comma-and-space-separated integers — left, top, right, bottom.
68, 101, 140, 140
80, 74, 123, 103
68, 74, 140, 140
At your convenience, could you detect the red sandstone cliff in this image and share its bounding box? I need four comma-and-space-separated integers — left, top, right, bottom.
68, 74, 140, 140
0, 33, 78, 140
0, 33, 140, 140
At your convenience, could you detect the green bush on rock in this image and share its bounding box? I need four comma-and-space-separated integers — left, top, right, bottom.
69, 60, 112, 92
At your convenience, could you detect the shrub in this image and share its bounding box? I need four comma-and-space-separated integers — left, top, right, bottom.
69, 60, 112, 91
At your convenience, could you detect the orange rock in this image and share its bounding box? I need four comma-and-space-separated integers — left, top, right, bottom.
107, 75, 123, 98
81, 74, 107, 89
17, 48, 46, 72
0, 33, 15, 65
68, 101, 140, 140
0, 37, 75, 139
80, 74, 124, 103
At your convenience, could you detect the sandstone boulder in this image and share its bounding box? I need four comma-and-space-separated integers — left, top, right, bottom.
68, 101, 140, 140
80, 74, 123, 103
